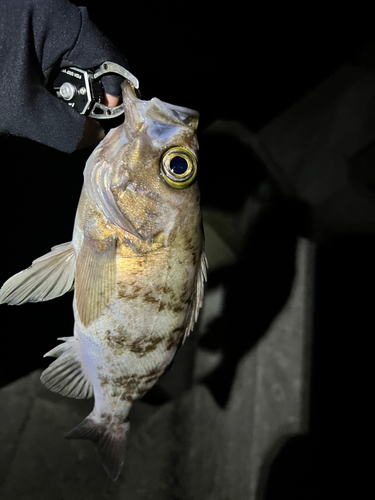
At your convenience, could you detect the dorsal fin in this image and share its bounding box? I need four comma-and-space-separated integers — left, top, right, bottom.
183, 251, 208, 343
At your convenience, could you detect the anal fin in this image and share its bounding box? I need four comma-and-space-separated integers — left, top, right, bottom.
41, 337, 93, 399
0, 242, 76, 305
65, 412, 129, 481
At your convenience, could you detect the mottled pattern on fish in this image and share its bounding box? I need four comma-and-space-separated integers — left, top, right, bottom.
0, 82, 206, 480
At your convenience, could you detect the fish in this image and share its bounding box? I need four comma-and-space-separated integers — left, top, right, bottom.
0, 81, 207, 480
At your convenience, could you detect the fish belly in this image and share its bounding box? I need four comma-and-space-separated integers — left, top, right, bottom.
73, 264, 188, 419
65, 241, 199, 480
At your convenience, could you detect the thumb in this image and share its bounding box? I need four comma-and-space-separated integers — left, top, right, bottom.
76, 117, 105, 149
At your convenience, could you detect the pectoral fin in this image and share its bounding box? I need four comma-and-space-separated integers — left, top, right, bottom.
0, 242, 76, 305
75, 235, 116, 327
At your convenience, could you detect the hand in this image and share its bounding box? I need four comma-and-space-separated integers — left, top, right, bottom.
77, 93, 120, 149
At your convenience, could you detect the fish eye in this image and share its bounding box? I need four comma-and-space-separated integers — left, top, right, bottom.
160, 147, 197, 189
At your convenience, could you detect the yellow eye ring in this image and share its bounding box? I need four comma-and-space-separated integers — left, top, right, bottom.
160, 146, 197, 189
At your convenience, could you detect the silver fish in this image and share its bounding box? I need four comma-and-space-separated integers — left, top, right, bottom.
0, 82, 207, 480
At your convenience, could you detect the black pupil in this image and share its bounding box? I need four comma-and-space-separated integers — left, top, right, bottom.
170, 155, 188, 175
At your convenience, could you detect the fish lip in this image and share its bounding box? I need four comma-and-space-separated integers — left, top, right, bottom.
121, 81, 199, 135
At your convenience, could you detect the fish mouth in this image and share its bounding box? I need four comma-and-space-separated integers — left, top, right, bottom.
121, 81, 199, 135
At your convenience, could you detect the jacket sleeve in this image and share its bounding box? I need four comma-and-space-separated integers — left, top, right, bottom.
0, 0, 129, 152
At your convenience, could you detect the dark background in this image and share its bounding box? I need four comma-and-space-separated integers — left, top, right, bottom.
1, 2, 374, 498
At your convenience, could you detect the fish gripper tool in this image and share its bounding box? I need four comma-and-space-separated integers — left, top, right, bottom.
53, 61, 139, 119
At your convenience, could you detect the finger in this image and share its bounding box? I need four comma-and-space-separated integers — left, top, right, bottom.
104, 94, 120, 108
77, 118, 105, 149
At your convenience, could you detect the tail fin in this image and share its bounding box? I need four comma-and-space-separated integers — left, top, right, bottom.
65, 413, 129, 481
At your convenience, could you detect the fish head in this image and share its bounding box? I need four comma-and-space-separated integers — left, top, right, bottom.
84, 82, 201, 245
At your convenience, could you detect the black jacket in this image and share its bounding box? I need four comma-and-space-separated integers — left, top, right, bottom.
0, 0, 128, 152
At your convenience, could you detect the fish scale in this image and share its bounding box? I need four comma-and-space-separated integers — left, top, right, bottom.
0, 81, 206, 481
